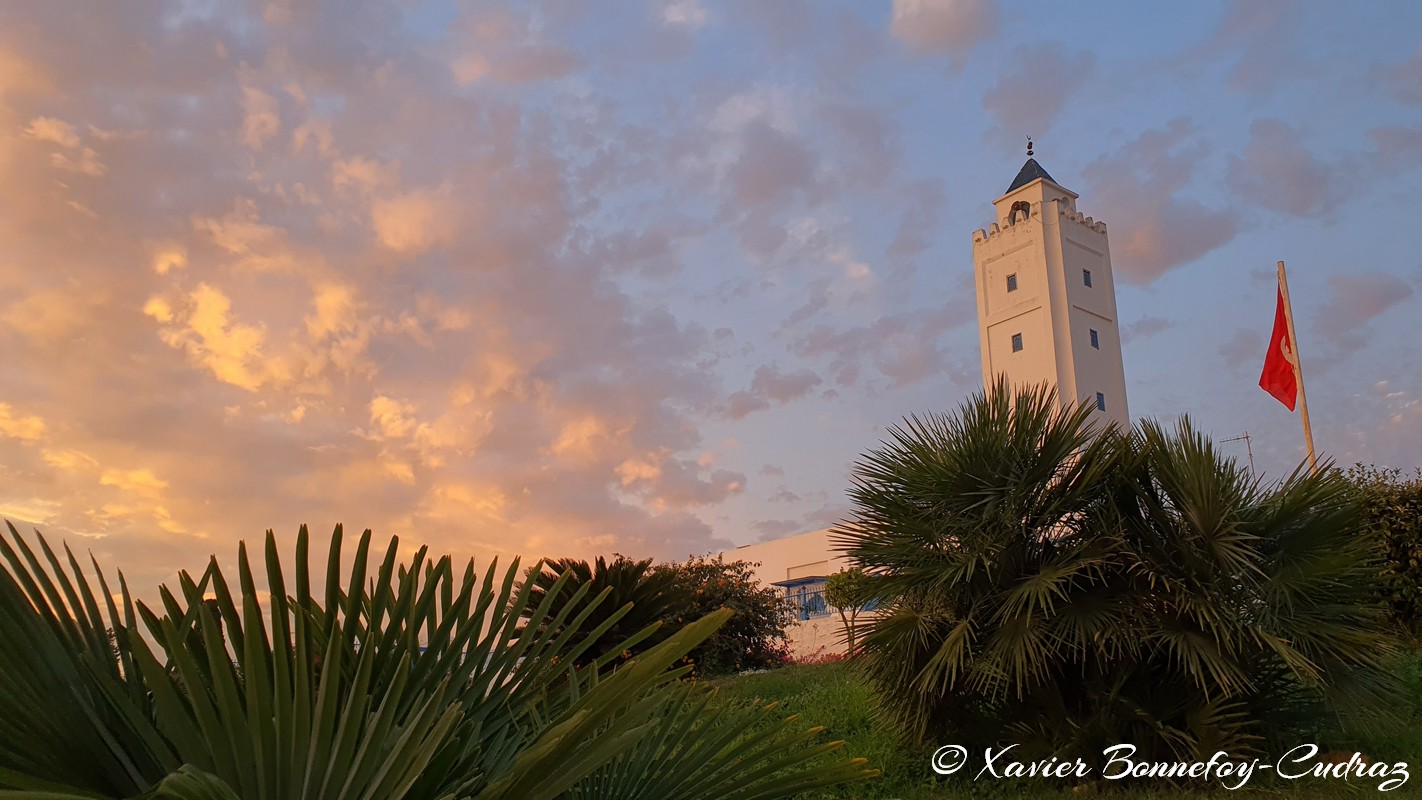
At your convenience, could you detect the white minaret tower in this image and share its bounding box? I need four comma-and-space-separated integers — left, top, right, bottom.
970, 142, 1130, 429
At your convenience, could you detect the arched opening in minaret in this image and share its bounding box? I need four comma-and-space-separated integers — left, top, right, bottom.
1008, 200, 1031, 225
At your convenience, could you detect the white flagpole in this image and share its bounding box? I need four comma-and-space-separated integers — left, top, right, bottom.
1276, 261, 1318, 475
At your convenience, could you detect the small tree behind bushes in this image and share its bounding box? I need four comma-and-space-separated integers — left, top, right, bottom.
824, 567, 877, 652
836, 381, 1402, 766
1344, 464, 1422, 638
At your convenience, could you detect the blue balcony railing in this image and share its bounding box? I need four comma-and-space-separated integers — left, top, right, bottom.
776, 581, 833, 621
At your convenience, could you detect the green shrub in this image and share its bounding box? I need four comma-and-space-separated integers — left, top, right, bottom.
0, 523, 875, 799
655, 554, 792, 677
1343, 465, 1422, 637
835, 382, 1403, 767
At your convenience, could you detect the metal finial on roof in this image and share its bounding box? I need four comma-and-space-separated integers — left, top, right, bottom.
1026, 137, 1034, 157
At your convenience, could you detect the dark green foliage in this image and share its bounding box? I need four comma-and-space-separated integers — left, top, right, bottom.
523, 553, 794, 678
0, 523, 876, 799
709, 662, 922, 800
139, 766, 242, 800
824, 568, 878, 652
834, 381, 1402, 767
655, 555, 792, 677
519, 555, 688, 666
566, 682, 877, 800
1343, 465, 1422, 637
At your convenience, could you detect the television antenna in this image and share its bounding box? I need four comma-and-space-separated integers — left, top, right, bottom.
1221, 431, 1256, 476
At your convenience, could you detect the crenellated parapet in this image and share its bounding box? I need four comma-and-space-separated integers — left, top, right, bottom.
1060, 205, 1107, 234
973, 208, 1035, 245
974, 198, 1107, 245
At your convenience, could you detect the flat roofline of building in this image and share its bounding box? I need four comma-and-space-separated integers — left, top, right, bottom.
773, 576, 829, 588
731, 527, 833, 548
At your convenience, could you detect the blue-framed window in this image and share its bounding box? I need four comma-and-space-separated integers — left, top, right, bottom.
1011, 333, 1023, 352
1096, 392, 1106, 411
1083, 269, 1093, 287
1006, 274, 1018, 292
1090, 329, 1099, 349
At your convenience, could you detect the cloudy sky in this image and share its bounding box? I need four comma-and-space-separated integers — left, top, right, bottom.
2, 0, 1420, 591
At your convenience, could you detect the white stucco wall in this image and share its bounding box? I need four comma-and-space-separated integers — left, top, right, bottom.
726, 528, 850, 587
718, 528, 859, 658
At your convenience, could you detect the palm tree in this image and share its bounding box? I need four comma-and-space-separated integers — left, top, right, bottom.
518, 555, 688, 667
834, 381, 1400, 763
0, 523, 876, 799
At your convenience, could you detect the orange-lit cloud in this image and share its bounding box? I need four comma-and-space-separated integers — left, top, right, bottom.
371, 185, 461, 254
154, 283, 273, 391
0, 404, 47, 441
99, 467, 169, 499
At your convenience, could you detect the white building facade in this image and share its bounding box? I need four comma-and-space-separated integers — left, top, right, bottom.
971, 152, 1130, 428
721, 529, 855, 658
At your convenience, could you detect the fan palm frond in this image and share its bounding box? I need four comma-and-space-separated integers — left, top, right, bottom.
834, 382, 1402, 763
0, 523, 877, 800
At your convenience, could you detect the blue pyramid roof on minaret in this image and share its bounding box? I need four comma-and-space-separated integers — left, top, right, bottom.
1006, 157, 1056, 193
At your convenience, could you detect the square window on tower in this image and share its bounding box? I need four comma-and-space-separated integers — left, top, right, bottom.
1096, 392, 1106, 411
1083, 269, 1093, 287
1006, 274, 1018, 292
1090, 329, 1099, 349
1011, 333, 1023, 352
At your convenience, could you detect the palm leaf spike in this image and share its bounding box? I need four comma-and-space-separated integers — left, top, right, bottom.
259, 532, 294, 799
0, 523, 174, 796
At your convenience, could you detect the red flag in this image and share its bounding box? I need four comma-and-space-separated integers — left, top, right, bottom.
1259, 287, 1297, 410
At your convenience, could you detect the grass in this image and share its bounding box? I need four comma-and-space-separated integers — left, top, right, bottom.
708, 648, 1422, 799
